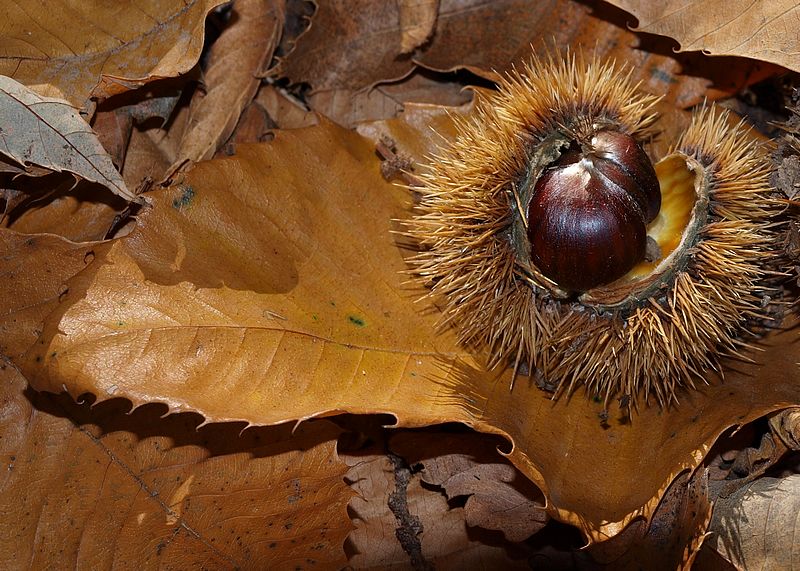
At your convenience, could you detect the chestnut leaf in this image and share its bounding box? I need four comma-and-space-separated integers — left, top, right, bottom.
16, 114, 800, 543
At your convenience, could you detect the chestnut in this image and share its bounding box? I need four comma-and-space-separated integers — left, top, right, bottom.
409, 53, 782, 405
526, 130, 661, 292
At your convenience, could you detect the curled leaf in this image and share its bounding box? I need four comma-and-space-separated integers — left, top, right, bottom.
168, 0, 286, 176
0, 76, 136, 201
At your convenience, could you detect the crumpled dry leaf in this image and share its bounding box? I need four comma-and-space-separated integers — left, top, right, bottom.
0, 363, 352, 568
118, 95, 196, 188
344, 447, 530, 568
346, 453, 407, 568
0, 0, 226, 108
769, 407, 800, 450
168, 0, 286, 177
607, 1, 800, 73
391, 432, 547, 543
15, 118, 800, 542
283, 0, 763, 109
707, 475, 800, 570
0, 76, 135, 202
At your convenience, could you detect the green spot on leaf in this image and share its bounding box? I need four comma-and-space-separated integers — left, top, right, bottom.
348, 315, 365, 327
172, 186, 195, 209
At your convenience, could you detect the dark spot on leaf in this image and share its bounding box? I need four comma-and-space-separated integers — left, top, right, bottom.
348, 315, 365, 327
172, 186, 195, 209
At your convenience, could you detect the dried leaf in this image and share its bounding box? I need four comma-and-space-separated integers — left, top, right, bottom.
254, 84, 318, 130
399, 0, 440, 53
0, 76, 135, 201
769, 408, 800, 450
344, 449, 530, 568
16, 118, 800, 543
91, 86, 182, 179
707, 475, 800, 570
0, 0, 226, 107
408, 468, 530, 569
0, 230, 100, 361
282, 0, 759, 109
346, 454, 409, 568
3, 183, 127, 243
586, 470, 713, 570
168, 0, 286, 176
607, 1, 800, 73
0, 364, 352, 568
391, 432, 547, 542
307, 71, 472, 128
92, 107, 134, 171
121, 99, 194, 187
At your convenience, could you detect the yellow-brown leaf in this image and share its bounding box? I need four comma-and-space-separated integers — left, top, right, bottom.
17, 118, 800, 543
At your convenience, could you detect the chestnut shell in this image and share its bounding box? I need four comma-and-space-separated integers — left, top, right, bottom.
526, 130, 660, 292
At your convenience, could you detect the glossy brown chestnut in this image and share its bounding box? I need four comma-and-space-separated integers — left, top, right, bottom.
526, 130, 661, 292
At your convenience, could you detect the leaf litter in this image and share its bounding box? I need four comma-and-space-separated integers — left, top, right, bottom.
2, 0, 800, 566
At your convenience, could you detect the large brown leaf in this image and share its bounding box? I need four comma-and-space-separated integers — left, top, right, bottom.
0, 364, 351, 568
0, 0, 225, 108
607, 1, 800, 73
16, 118, 800, 542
